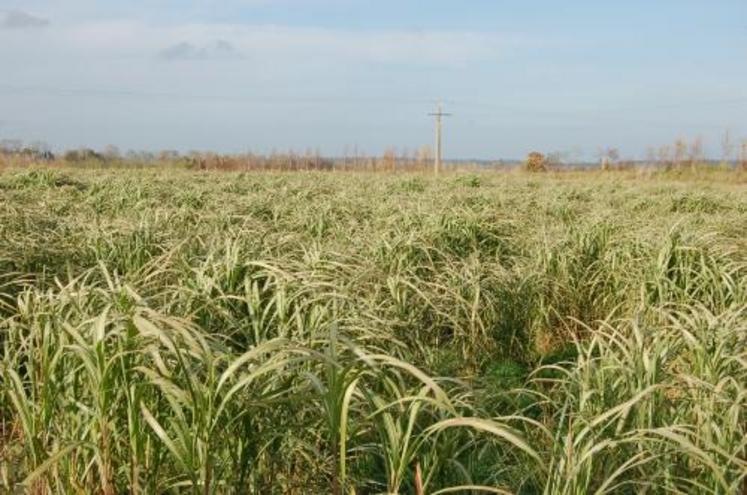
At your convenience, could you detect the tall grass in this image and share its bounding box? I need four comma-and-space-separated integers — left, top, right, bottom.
1, 167, 745, 493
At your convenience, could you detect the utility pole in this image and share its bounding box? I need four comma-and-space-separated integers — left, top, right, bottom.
428, 101, 451, 175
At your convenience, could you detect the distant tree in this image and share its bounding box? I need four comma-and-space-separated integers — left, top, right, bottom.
416, 145, 433, 171
645, 147, 657, 167
599, 147, 620, 171
103, 145, 121, 161
28, 140, 51, 153
0, 139, 23, 154
546, 151, 564, 169
352, 144, 361, 170
674, 139, 688, 169
63, 149, 80, 162
657, 145, 673, 170
64, 148, 102, 163
158, 150, 180, 162
382, 147, 397, 172
739, 140, 747, 171
688, 137, 703, 170
721, 130, 734, 165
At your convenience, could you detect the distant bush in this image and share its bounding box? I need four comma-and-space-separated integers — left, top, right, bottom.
0, 141, 55, 164
455, 175, 482, 188
523, 151, 548, 172
63, 148, 103, 163
398, 177, 427, 192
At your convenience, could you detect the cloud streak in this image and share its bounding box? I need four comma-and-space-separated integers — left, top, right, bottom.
1, 10, 49, 29
158, 39, 241, 60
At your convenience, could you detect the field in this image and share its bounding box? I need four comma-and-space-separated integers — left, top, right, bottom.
1, 167, 746, 494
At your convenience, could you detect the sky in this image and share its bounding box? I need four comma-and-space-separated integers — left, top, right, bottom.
1, 0, 746, 160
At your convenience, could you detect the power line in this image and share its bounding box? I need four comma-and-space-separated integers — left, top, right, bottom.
447, 96, 747, 116
0, 83, 437, 106
2, 82, 745, 116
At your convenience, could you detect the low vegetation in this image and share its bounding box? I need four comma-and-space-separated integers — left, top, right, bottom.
1, 167, 745, 493
523, 152, 548, 172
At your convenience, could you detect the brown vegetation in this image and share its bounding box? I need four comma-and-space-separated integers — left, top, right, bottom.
523, 151, 548, 172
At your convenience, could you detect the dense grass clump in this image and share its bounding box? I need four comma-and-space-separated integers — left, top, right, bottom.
1, 168, 745, 493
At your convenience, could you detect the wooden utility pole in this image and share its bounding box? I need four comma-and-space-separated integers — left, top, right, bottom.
429, 101, 451, 175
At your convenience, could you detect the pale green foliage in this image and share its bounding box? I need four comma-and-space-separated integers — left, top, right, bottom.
1, 168, 745, 493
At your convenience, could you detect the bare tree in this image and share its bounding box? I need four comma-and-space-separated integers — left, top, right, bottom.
674, 139, 688, 169
688, 137, 703, 171
382, 147, 397, 172
657, 144, 672, 170
599, 147, 620, 171
103, 145, 121, 161
0, 139, 22, 154
416, 145, 433, 171
546, 151, 564, 169
28, 140, 50, 153
739, 140, 747, 171
721, 130, 734, 165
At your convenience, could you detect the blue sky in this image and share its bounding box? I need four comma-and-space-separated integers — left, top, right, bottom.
1, 0, 746, 159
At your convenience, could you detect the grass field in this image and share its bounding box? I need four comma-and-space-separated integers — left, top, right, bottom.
1, 167, 746, 494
